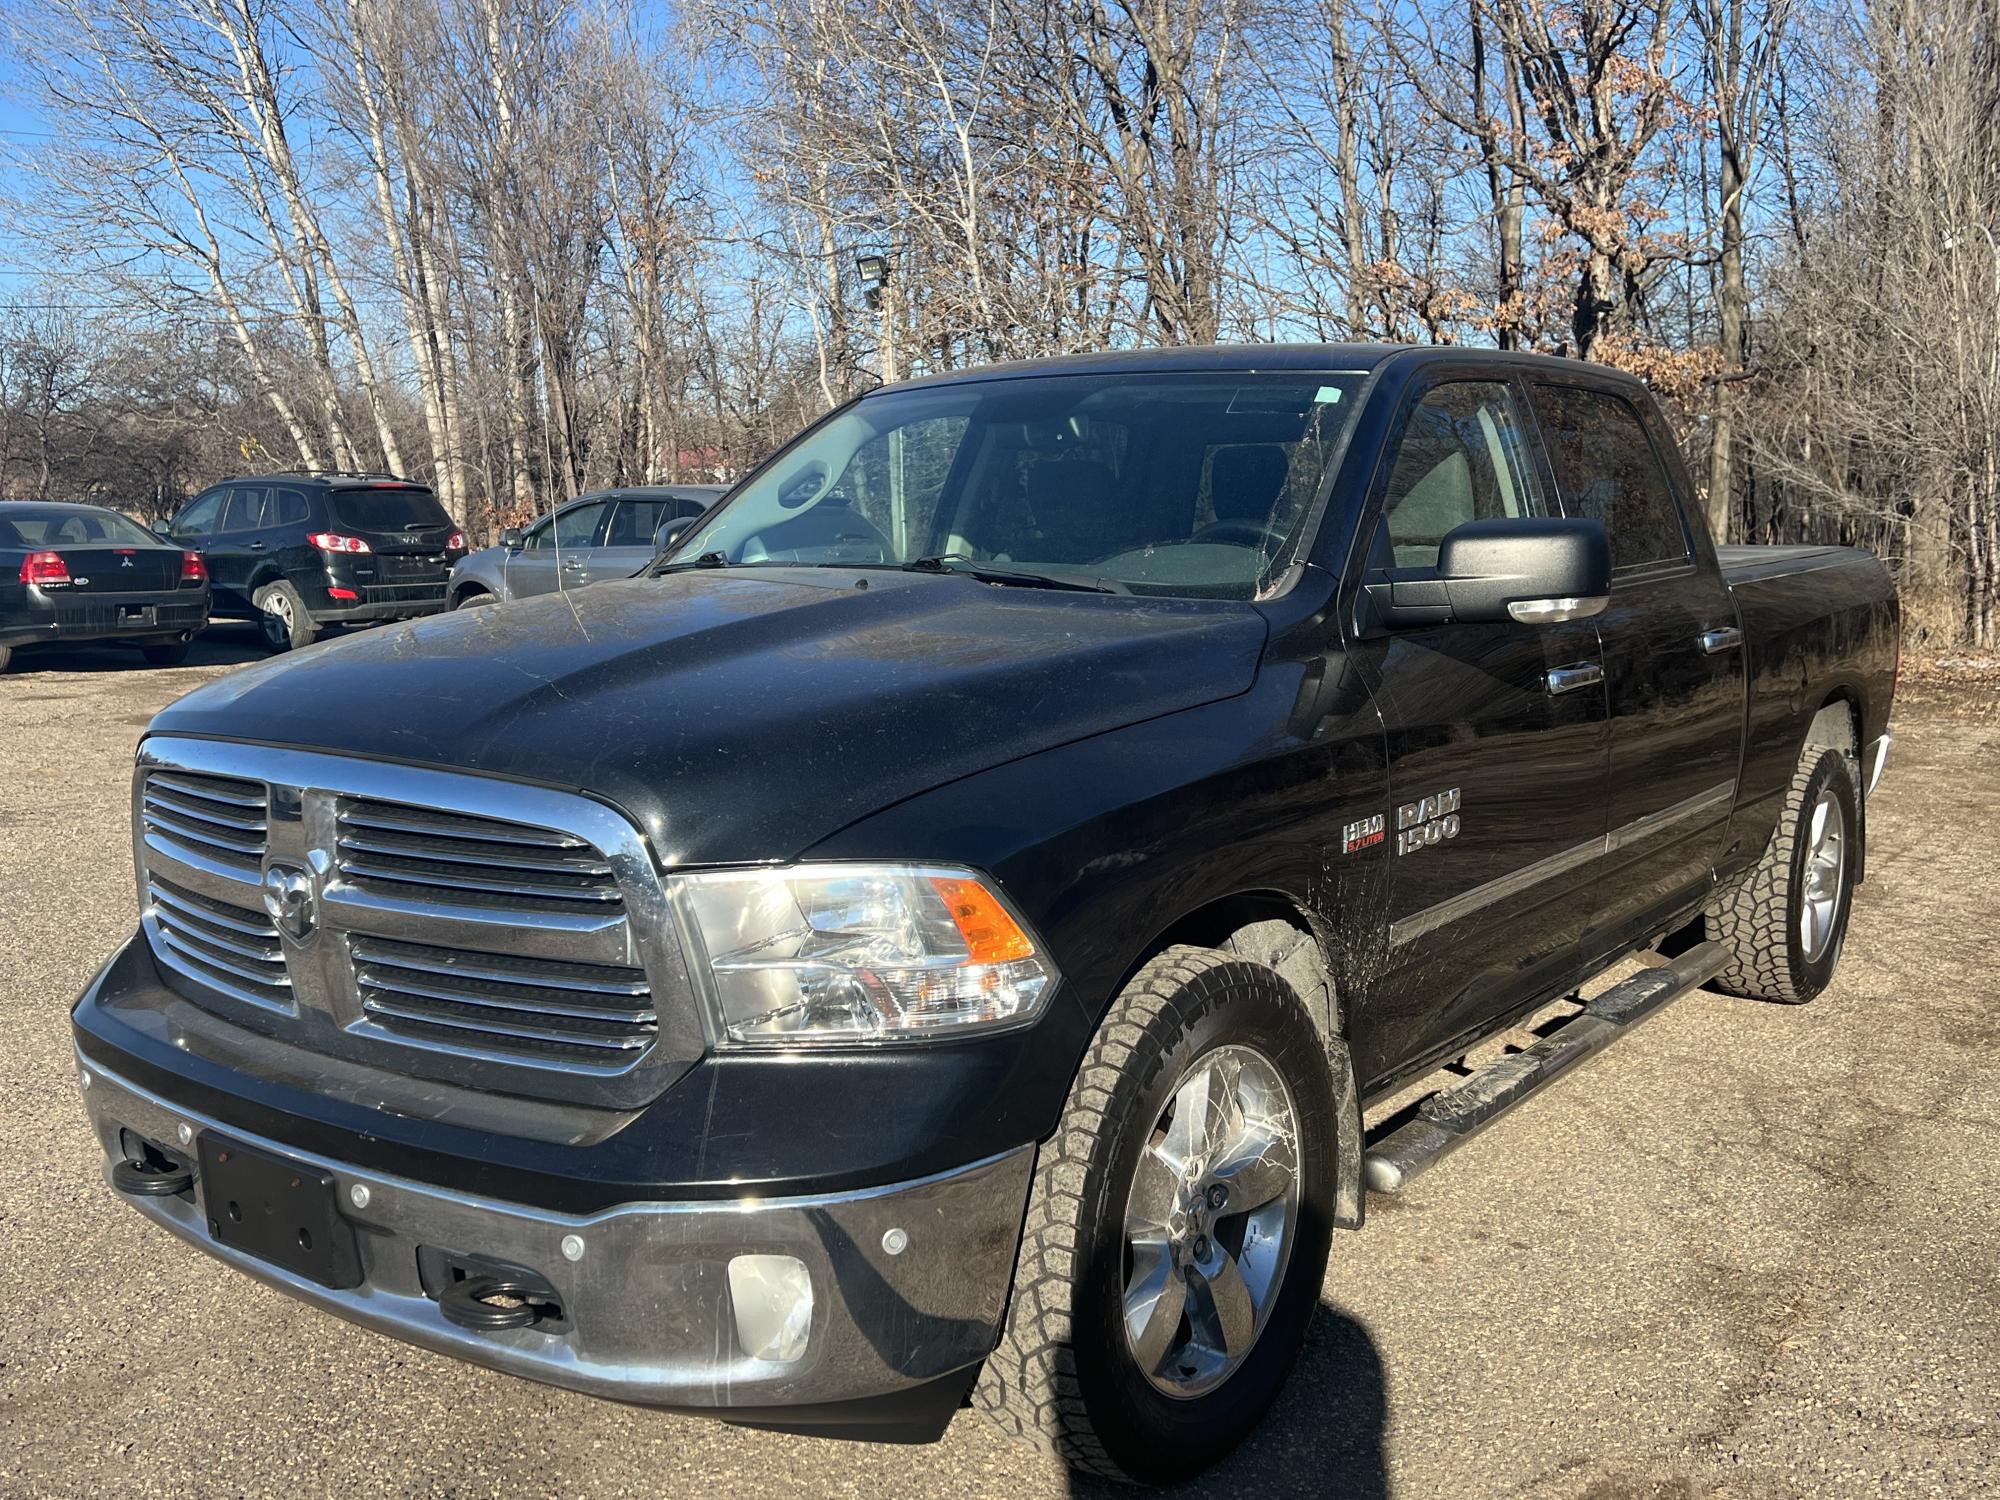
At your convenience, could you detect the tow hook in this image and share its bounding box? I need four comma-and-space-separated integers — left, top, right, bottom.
437, 1273, 562, 1332
111, 1157, 194, 1196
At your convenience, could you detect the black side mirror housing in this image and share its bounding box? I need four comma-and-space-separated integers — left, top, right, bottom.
1358, 516, 1610, 633
653, 518, 695, 554
499, 527, 523, 550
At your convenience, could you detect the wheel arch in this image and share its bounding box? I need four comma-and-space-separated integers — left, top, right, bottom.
1805, 692, 1862, 757
247, 565, 290, 600
1804, 692, 1866, 883
1131, 890, 1342, 1040
1114, 888, 1365, 1229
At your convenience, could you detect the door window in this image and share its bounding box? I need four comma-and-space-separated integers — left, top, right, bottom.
523, 501, 606, 551
172, 492, 224, 538
271, 487, 310, 526
1532, 385, 1690, 572
1379, 382, 1545, 567
219, 486, 271, 533
604, 498, 666, 547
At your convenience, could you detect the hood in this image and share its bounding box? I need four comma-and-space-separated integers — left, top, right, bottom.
153, 569, 1268, 863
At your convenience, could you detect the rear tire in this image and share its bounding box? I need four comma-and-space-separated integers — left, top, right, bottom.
452, 588, 495, 609
974, 946, 1336, 1483
140, 639, 190, 667
1705, 747, 1859, 1004
0, 644, 11, 673
254, 581, 318, 653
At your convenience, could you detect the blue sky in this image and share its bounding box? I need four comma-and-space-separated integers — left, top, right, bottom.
0, 58, 56, 301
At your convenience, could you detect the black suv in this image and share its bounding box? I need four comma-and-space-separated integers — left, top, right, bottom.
168, 473, 466, 651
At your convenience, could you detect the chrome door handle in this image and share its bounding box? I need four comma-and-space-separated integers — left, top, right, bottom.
561, 557, 587, 570
1546, 662, 1605, 696
1700, 626, 1743, 655
247, 541, 267, 551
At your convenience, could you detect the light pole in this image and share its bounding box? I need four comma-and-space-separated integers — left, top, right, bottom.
855, 248, 907, 551
854, 250, 899, 385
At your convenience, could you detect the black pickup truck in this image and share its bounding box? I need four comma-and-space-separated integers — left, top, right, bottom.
70, 346, 1896, 1484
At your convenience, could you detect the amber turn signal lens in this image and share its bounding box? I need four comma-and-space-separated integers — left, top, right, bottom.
928, 876, 1036, 964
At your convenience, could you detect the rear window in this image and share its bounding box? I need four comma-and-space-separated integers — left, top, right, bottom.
0, 506, 162, 548
329, 487, 451, 532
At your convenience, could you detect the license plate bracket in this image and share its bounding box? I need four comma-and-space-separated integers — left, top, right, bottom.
197, 1134, 362, 1289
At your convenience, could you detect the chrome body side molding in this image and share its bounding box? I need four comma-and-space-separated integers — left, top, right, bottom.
1388, 781, 1737, 948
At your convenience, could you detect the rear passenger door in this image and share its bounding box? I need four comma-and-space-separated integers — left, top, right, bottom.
1347, 372, 1613, 1080
1530, 380, 1747, 941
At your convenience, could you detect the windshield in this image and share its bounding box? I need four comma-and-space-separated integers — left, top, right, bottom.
673, 371, 1367, 599
0, 506, 162, 548
330, 487, 451, 532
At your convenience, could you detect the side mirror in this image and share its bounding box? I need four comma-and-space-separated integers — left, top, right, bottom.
653, 518, 695, 554
1359, 517, 1609, 632
499, 527, 523, 550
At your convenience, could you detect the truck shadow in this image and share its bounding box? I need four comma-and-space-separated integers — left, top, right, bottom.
1066, 1301, 1389, 1499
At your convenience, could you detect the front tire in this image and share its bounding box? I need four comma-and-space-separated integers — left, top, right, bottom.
254, 581, 318, 653
975, 947, 1336, 1483
0, 644, 11, 673
1706, 747, 1859, 1004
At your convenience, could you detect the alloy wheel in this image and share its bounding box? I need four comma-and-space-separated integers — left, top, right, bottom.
1121, 1044, 1300, 1399
1799, 788, 1846, 961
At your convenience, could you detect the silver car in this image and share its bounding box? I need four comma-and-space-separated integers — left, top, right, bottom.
447, 485, 726, 608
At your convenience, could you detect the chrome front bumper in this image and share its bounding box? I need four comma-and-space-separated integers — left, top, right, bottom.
77, 1052, 1033, 1419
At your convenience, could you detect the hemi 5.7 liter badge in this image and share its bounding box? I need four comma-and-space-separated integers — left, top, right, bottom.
1342, 813, 1386, 854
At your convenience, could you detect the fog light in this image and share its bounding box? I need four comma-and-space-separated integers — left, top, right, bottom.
727, 1254, 812, 1363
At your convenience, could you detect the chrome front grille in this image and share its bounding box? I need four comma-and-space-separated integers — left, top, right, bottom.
352, 936, 656, 1065
146, 875, 291, 1011
336, 799, 622, 908
140, 770, 268, 874
131, 738, 700, 1106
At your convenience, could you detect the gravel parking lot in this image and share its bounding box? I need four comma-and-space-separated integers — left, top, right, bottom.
2, 635, 1995, 1499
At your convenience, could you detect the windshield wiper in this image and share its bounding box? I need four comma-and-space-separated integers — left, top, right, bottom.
900, 554, 1124, 594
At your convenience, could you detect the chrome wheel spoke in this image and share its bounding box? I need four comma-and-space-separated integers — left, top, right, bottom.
1207, 1123, 1295, 1213
1124, 1239, 1188, 1375
1159, 1063, 1217, 1170
1191, 1250, 1255, 1360
1125, 1147, 1182, 1235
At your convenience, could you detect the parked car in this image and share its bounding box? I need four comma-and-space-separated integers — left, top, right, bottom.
0, 502, 210, 671
166, 472, 466, 652
71, 346, 1897, 1484
448, 484, 726, 607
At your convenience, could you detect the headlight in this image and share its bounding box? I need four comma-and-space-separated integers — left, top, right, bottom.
678, 863, 1057, 1046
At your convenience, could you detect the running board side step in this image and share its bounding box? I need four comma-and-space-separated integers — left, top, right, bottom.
1363, 941, 1728, 1195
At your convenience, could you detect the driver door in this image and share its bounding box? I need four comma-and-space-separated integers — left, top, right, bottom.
1342, 372, 1613, 1085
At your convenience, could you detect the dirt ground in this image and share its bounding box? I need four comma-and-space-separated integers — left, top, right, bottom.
1, 630, 1995, 1499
